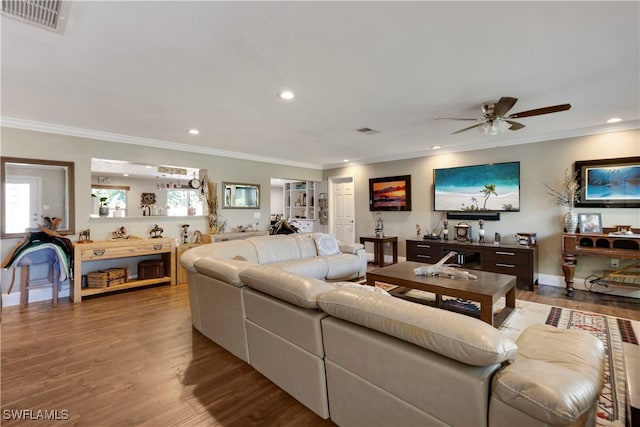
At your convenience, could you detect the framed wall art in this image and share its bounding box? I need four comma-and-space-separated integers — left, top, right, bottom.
369, 175, 411, 211
433, 161, 520, 212
578, 213, 602, 234
575, 156, 640, 208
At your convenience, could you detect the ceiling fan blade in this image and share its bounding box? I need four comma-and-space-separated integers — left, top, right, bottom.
506, 120, 525, 131
436, 117, 478, 121
451, 123, 484, 134
493, 97, 518, 117
508, 103, 571, 119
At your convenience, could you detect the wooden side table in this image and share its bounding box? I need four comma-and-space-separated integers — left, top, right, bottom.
359, 236, 398, 267
176, 242, 204, 284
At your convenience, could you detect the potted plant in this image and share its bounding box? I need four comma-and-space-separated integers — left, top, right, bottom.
93, 193, 110, 217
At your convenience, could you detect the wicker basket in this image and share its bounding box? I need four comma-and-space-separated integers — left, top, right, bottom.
87, 268, 128, 288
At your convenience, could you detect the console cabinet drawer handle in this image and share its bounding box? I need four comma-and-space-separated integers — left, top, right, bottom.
153, 244, 164, 250
496, 263, 515, 268
417, 254, 431, 259
417, 244, 431, 248
93, 249, 105, 256
496, 251, 515, 256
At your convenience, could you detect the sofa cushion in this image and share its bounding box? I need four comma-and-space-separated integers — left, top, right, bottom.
194, 257, 250, 287
492, 323, 605, 425
239, 265, 335, 309
294, 234, 319, 258
318, 288, 517, 366
270, 258, 329, 280
249, 235, 302, 264
180, 239, 258, 270
313, 233, 341, 256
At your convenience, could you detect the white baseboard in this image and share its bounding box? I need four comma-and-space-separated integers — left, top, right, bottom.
2, 281, 70, 307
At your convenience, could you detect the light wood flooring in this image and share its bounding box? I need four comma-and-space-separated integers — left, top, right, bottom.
2, 281, 638, 427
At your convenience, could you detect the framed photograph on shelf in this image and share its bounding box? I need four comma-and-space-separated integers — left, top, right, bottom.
575, 156, 640, 208
578, 213, 603, 234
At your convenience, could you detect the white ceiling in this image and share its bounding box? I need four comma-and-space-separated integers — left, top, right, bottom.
2, 1, 639, 170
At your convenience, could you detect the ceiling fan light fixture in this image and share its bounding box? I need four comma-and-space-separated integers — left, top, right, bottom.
479, 119, 510, 135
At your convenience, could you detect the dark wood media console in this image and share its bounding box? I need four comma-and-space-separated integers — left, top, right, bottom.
406, 239, 538, 291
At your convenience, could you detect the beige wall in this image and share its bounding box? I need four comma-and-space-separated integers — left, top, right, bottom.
1, 126, 638, 296
323, 129, 639, 292
0, 126, 322, 296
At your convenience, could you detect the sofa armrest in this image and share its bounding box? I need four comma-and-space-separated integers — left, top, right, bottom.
491, 324, 605, 425
178, 243, 213, 273
338, 242, 364, 255
194, 257, 251, 288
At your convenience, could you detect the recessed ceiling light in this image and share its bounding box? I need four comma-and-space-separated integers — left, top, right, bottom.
278, 90, 295, 100
123, 173, 129, 177
343, 159, 349, 163
189, 129, 200, 135
606, 117, 622, 124
431, 145, 441, 150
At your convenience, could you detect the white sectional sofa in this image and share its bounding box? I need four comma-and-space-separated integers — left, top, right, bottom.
180, 233, 367, 362
181, 235, 606, 426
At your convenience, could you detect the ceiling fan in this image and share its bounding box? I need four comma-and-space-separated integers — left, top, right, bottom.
438, 97, 571, 135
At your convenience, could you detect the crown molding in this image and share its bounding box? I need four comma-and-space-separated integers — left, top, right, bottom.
320, 120, 640, 169
3, 116, 637, 171
0, 117, 323, 170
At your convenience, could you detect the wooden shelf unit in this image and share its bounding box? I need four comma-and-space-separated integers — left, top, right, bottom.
561, 231, 640, 296
73, 238, 176, 302
283, 181, 317, 221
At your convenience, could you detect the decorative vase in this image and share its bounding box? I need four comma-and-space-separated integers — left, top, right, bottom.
98, 206, 109, 217
563, 209, 578, 233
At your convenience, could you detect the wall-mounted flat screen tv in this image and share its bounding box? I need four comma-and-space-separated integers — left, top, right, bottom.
433, 162, 520, 212
369, 175, 411, 211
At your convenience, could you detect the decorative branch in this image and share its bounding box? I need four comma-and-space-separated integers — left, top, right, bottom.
200, 169, 219, 234
544, 169, 580, 208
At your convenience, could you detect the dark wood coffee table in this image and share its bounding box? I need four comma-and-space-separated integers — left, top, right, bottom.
366, 261, 516, 327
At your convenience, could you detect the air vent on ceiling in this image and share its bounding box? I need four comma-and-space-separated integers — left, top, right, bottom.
356, 127, 380, 135
2, 0, 71, 33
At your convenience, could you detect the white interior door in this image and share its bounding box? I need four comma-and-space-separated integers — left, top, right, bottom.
329, 176, 355, 244
5, 175, 41, 233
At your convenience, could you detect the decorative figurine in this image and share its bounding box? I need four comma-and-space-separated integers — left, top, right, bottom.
442, 220, 449, 241
375, 213, 384, 237
149, 224, 164, 238
478, 219, 485, 243
77, 228, 92, 243
112, 226, 130, 239
181, 224, 189, 244
416, 224, 421, 237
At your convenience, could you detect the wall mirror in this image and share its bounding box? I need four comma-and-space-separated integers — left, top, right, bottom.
91, 158, 204, 218
223, 182, 260, 209
1, 156, 75, 238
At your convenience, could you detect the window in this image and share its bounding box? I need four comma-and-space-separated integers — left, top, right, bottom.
92, 186, 129, 216
167, 189, 204, 216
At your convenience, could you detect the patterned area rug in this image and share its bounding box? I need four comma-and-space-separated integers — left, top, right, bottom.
369, 282, 638, 426
498, 300, 637, 427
